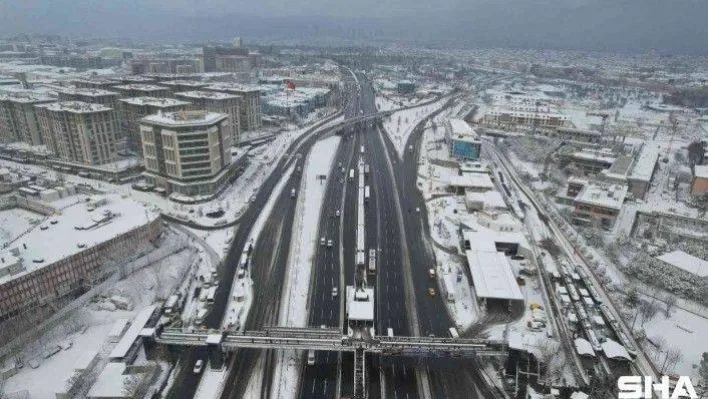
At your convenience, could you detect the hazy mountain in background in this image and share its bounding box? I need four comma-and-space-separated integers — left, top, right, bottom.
0, 0, 706, 55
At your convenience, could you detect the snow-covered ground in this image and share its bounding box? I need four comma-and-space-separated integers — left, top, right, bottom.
381, 97, 448, 157
272, 135, 341, 399
641, 303, 708, 377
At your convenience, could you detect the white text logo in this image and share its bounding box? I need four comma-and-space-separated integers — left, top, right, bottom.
618, 376, 698, 399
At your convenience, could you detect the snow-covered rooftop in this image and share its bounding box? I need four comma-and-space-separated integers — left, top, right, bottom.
464, 249, 522, 300
57, 87, 118, 97
36, 100, 112, 113
346, 286, 374, 321
0, 90, 54, 104
447, 173, 494, 190
574, 338, 595, 357
175, 90, 240, 100
109, 305, 157, 359
141, 110, 227, 127
574, 182, 627, 210
448, 118, 475, 136
570, 149, 616, 164
629, 143, 660, 182
0, 193, 159, 284
465, 190, 508, 210
112, 83, 167, 92
204, 83, 260, 94
601, 339, 632, 360
119, 96, 190, 108
695, 165, 708, 179
656, 250, 708, 277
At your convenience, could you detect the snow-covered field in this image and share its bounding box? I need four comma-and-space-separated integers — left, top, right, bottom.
381, 97, 448, 157
272, 135, 341, 399
0, 207, 42, 245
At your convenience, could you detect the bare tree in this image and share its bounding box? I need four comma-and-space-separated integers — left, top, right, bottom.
663, 294, 678, 317
639, 300, 659, 328
537, 340, 563, 390
661, 347, 683, 374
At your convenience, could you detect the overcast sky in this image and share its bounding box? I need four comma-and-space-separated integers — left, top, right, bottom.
1, 0, 707, 54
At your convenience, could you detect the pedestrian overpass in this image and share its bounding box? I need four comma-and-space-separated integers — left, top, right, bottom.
145, 325, 506, 399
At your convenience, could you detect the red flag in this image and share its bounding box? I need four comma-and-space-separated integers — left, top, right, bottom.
287, 81, 296, 90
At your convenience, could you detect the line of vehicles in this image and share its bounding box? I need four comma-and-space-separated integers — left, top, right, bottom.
553, 258, 637, 359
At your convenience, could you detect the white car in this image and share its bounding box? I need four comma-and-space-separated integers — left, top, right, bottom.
332, 287, 338, 297
336, 209, 340, 217
327, 239, 333, 247
307, 350, 316, 366
193, 359, 204, 374
320, 237, 325, 246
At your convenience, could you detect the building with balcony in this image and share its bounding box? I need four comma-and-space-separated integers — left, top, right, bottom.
118, 97, 191, 154
0, 90, 55, 145
159, 80, 210, 95
34, 101, 119, 166
204, 83, 261, 131
175, 90, 241, 142
56, 87, 120, 109
112, 84, 169, 99
139, 110, 234, 197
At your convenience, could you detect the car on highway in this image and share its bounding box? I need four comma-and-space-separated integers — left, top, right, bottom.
307, 350, 316, 365
429, 268, 436, 278
320, 237, 325, 246
332, 287, 338, 297
336, 209, 340, 217
193, 359, 204, 374
428, 288, 436, 297
327, 239, 333, 247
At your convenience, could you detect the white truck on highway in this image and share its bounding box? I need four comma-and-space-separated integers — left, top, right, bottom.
364, 185, 370, 202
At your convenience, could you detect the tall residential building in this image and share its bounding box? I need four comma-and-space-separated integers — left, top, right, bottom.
160, 80, 211, 95
202, 46, 248, 73
215, 55, 252, 80
130, 58, 202, 75
204, 83, 261, 131
56, 88, 120, 109
118, 97, 191, 154
71, 78, 118, 90
34, 101, 119, 166
140, 110, 232, 197
112, 84, 170, 98
0, 91, 55, 145
174, 91, 241, 142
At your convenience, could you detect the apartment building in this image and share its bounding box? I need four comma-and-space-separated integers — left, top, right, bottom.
159, 80, 210, 95
0, 91, 55, 145
56, 87, 120, 109
34, 101, 119, 166
140, 110, 233, 197
175, 91, 241, 142
204, 83, 261, 131
572, 182, 628, 229
118, 97, 191, 154
112, 84, 170, 99
71, 78, 118, 90
483, 109, 570, 131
